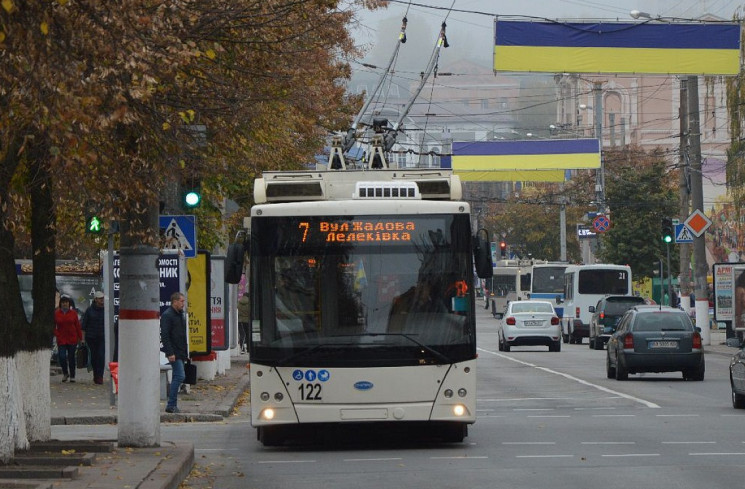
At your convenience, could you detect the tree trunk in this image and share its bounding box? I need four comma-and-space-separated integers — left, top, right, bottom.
0, 356, 29, 463
18, 350, 51, 442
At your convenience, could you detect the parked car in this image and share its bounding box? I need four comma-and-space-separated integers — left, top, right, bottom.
496, 300, 561, 352
730, 340, 745, 408
588, 295, 646, 350
606, 305, 704, 381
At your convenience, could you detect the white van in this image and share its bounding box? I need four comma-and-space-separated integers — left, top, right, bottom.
560, 264, 632, 344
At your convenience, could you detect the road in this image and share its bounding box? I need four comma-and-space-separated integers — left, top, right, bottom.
55, 306, 745, 489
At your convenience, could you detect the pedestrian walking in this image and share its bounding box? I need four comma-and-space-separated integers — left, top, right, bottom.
54, 295, 83, 383
237, 291, 250, 353
82, 291, 106, 384
160, 291, 188, 413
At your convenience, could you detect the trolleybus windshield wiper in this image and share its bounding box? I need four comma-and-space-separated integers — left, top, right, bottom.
337, 332, 453, 364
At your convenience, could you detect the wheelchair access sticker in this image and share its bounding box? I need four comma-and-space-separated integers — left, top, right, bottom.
291, 369, 330, 402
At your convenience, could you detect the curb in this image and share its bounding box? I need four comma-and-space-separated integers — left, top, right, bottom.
140, 441, 195, 489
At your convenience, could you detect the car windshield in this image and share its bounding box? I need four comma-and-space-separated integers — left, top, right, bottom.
511, 302, 553, 314
633, 313, 692, 332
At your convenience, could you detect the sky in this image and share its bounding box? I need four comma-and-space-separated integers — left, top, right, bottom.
350, 0, 743, 70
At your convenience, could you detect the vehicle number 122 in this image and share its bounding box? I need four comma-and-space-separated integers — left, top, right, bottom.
298, 383, 322, 400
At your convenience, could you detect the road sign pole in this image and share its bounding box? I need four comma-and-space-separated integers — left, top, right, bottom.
666, 241, 672, 305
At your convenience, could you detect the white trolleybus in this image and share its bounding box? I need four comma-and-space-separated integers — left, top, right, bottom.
559, 263, 632, 344
530, 262, 568, 318
484, 259, 531, 317
226, 169, 492, 446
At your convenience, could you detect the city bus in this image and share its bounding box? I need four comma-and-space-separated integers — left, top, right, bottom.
484, 259, 531, 317
530, 262, 568, 318
226, 168, 492, 446
560, 264, 632, 344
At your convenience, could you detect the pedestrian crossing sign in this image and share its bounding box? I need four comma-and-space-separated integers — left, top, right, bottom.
674, 223, 694, 244
159, 215, 197, 257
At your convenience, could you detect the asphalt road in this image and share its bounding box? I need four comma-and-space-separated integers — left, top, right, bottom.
55, 306, 745, 489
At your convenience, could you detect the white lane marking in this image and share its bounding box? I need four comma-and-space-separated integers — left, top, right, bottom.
516, 454, 574, 459
527, 415, 572, 418
689, 452, 745, 456
592, 414, 636, 418
503, 442, 556, 445
574, 407, 616, 411
655, 414, 699, 417
601, 453, 660, 457
582, 442, 636, 445
478, 347, 660, 408
257, 460, 317, 464
513, 408, 554, 411
344, 457, 403, 462
430, 456, 489, 460
662, 441, 716, 444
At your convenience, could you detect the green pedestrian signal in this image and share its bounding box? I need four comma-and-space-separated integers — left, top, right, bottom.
86, 215, 103, 234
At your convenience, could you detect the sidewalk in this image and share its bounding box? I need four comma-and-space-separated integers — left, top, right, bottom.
0, 352, 250, 489
50, 353, 251, 425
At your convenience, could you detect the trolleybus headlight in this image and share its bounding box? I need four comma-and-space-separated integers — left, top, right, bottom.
260, 392, 270, 402
457, 388, 467, 397
261, 408, 275, 420
453, 404, 466, 417
443, 389, 453, 398
274, 392, 284, 402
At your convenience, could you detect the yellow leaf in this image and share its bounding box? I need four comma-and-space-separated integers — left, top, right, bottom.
162, 122, 171, 131
57, 0, 68, 5
40, 22, 48, 36
0, 32, 5, 43
1, 0, 14, 14
205, 49, 216, 60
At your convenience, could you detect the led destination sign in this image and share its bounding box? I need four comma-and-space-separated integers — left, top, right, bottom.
300, 220, 416, 243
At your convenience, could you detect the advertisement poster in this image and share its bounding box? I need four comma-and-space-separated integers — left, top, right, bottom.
186, 251, 211, 355
210, 256, 228, 351
713, 263, 734, 321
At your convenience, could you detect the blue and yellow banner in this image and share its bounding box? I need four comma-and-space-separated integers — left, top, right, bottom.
450, 139, 599, 182
493, 20, 740, 75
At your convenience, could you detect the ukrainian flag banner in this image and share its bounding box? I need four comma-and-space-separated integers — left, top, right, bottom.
493, 20, 740, 75
450, 139, 600, 182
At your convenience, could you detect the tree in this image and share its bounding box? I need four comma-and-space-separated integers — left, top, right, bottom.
595, 147, 679, 280
1, 0, 383, 458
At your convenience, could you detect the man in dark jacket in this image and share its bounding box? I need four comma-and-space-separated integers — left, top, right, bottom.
82, 291, 106, 384
160, 292, 188, 413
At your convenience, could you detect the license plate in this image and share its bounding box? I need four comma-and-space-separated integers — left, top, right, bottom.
523, 320, 543, 326
649, 340, 677, 349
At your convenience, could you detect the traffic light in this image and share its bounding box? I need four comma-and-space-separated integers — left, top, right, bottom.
182, 183, 202, 209
499, 241, 507, 257
661, 217, 674, 244
85, 213, 103, 234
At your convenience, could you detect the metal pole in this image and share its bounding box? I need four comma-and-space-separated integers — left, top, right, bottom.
687, 76, 710, 344
678, 77, 692, 310
666, 242, 672, 305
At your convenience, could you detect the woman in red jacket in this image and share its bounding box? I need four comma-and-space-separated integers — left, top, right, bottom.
54, 295, 83, 382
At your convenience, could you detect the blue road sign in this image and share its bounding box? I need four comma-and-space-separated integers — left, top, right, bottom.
674, 223, 694, 244
159, 215, 197, 258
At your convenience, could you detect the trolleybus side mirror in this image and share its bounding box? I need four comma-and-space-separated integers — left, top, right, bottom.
225, 231, 248, 284
473, 229, 493, 279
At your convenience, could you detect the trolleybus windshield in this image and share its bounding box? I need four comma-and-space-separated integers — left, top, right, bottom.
249, 214, 476, 367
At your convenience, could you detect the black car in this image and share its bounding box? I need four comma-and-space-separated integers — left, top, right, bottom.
730, 340, 745, 408
588, 295, 646, 350
606, 305, 704, 381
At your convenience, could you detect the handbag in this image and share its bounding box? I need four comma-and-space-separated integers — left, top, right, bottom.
183, 359, 197, 385
76, 343, 90, 369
